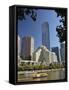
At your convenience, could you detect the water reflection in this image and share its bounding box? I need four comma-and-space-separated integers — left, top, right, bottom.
18, 69, 65, 82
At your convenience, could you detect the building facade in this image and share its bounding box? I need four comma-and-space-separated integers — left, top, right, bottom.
21, 36, 34, 60
33, 45, 51, 65
18, 35, 21, 56
42, 22, 50, 51
50, 52, 58, 63
52, 47, 61, 62
60, 41, 65, 62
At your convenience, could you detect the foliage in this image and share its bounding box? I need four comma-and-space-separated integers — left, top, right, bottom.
18, 62, 65, 71
17, 7, 67, 42
55, 9, 67, 42
17, 7, 37, 21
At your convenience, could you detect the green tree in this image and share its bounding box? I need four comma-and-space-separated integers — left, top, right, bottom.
55, 9, 67, 42
17, 7, 37, 21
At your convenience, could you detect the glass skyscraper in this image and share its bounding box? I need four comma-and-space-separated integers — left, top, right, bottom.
60, 41, 65, 62
42, 22, 50, 51
52, 47, 61, 62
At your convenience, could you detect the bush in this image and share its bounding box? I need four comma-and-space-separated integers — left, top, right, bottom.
18, 67, 23, 71
18, 62, 65, 71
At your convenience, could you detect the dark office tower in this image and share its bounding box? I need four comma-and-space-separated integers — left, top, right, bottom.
21, 36, 34, 60
42, 22, 50, 51
52, 47, 61, 62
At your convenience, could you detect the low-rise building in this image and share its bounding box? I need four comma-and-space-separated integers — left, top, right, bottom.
33, 45, 58, 65
33, 45, 51, 65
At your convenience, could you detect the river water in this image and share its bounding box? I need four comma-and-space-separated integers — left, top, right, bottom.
17, 68, 65, 82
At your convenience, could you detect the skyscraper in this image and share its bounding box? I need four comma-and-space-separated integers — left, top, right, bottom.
60, 41, 65, 62
18, 35, 21, 56
52, 47, 61, 62
21, 36, 34, 60
42, 22, 50, 50
50, 52, 58, 63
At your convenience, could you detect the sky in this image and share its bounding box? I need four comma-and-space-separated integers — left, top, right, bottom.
18, 9, 62, 50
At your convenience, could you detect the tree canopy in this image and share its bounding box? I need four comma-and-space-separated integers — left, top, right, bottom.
17, 7, 67, 43
17, 7, 37, 21
55, 9, 67, 42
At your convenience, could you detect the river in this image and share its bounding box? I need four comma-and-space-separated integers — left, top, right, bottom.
17, 68, 65, 82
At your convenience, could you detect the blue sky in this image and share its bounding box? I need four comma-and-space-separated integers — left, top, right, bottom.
18, 9, 62, 50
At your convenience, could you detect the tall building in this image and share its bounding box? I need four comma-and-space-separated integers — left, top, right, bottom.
18, 35, 21, 56
42, 22, 50, 50
50, 52, 58, 63
21, 36, 34, 60
52, 47, 61, 62
60, 41, 65, 62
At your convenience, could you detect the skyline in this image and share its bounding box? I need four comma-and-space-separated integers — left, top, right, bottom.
18, 9, 63, 49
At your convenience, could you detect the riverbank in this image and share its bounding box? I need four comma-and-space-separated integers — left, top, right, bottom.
18, 68, 65, 74
17, 68, 65, 82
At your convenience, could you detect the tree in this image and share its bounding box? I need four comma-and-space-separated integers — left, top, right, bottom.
16, 7, 37, 21
17, 7, 67, 42
55, 9, 67, 42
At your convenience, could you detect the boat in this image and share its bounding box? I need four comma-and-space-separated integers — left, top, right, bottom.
32, 73, 48, 78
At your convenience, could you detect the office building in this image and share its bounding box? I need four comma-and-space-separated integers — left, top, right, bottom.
18, 35, 21, 56
52, 47, 61, 62
21, 36, 34, 60
60, 41, 65, 62
50, 52, 58, 63
42, 22, 50, 50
